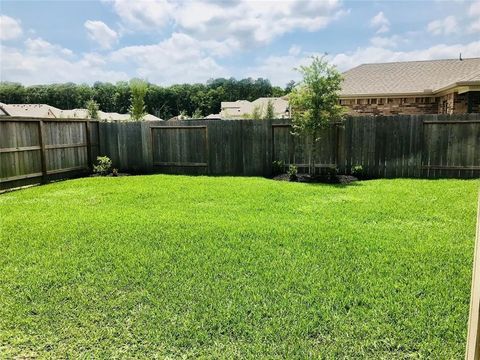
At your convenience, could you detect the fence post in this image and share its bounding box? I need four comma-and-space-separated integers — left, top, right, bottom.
38, 120, 47, 183
85, 120, 92, 171
466, 193, 480, 360
205, 123, 210, 175
140, 122, 153, 172
335, 123, 342, 173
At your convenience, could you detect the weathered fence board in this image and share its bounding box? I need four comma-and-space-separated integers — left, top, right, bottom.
1, 114, 479, 191
0, 118, 99, 191
151, 125, 208, 174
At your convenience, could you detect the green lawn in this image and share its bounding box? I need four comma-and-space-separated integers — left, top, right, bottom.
0, 176, 478, 358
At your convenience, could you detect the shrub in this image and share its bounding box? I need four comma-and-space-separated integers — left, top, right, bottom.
325, 166, 338, 181
264, 100, 275, 120
129, 78, 148, 121
112, 168, 119, 177
93, 156, 112, 176
85, 99, 100, 120
192, 108, 203, 119
288, 164, 298, 181
251, 105, 262, 120
351, 165, 364, 178
272, 160, 285, 176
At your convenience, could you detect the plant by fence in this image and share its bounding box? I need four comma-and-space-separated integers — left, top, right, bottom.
1, 114, 479, 191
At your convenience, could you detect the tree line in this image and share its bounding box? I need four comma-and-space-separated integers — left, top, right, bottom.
0, 78, 289, 119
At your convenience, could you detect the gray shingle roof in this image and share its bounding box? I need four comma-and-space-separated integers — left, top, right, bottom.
340, 58, 480, 97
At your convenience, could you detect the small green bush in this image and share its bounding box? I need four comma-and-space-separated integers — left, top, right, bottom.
325, 166, 338, 181
288, 164, 298, 181
93, 156, 112, 176
351, 165, 364, 178
272, 160, 285, 176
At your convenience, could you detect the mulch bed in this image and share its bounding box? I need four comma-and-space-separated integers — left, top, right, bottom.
273, 173, 358, 184
90, 173, 130, 177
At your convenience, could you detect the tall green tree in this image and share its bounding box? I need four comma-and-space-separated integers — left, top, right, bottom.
285, 80, 296, 94
264, 100, 275, 120
251, 105, 262, 120
93, 82, 117, 112
114, 81, 131, 114
0, 77, 286, 119
192, 108, 203, 119
129, 78, 148, 121
85, 99, 100, 119
289, 56, 344, 175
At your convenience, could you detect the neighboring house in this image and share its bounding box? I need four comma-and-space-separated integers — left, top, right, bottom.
220, 97, 290, 119
340, 58, 480, 115
59, 108, 163, 121
0, 103, 163, 121
0, 103, 59, 118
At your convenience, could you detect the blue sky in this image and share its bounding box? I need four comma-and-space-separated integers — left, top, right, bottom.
1, 0, 479, 86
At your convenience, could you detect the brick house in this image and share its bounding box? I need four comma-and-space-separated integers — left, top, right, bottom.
340, 58, 480, 115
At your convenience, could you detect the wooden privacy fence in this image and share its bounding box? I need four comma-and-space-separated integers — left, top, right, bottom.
0, 117, 99, 191
99, 114, 480, 179
1, 114, 479, 190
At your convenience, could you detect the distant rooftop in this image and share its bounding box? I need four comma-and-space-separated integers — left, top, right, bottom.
340, 57, 480, 97
0, 103, 163, 121
0, 103, 59, 118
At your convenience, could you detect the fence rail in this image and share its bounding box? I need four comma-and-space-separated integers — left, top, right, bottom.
1, 114, 479, 190
0, 117, 99, 190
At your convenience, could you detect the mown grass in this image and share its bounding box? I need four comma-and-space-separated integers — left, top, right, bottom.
0, 176, 478, 358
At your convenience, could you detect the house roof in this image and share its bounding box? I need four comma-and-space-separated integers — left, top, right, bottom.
0, 103, 60, 118
340, 58, 480, 97
0, 103, 162, 121
221, 97, 290, 118
204, 113, 221, 119
58, 108, 89, 118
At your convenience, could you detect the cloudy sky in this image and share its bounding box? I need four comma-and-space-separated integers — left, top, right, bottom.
1, 0, 479, 86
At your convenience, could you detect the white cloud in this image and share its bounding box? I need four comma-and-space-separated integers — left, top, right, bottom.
109, 33, 228, 84
24, 37, 73, 56
469, 0, 480, 17
427, 16, 458, 35
288, 45, 302, 56
0, 38, 127, 85
468, 0, 480, 33
369, 35, 406, 48
108, 0, 174, 30
84, 20, 119, 49
108, 0, 347, 48
1, 31, 227, 85
469, 18, 480, 33
370, 11, 390, 33
4, 0, 480, 87
0, 15, 22, 41
244, 53, 308, 86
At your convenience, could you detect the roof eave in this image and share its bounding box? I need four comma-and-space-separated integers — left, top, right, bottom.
340, 80, 480, 98
339, 91, 434, 99
434, 81, 480, 95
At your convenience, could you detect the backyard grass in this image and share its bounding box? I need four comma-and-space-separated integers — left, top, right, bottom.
0, 176, 478, 358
